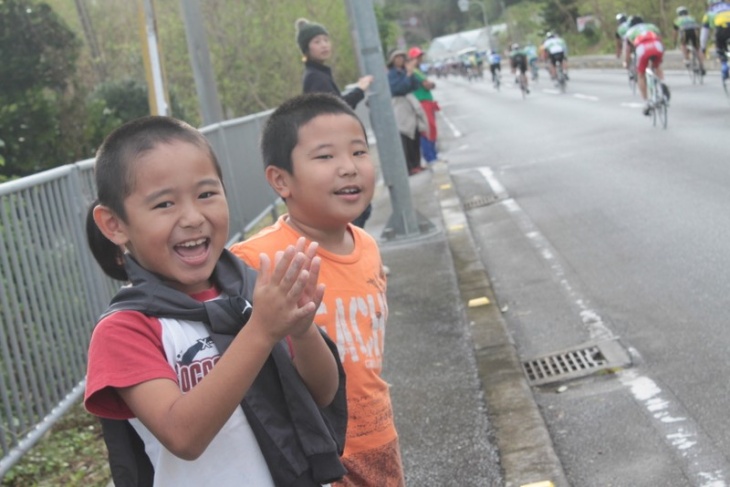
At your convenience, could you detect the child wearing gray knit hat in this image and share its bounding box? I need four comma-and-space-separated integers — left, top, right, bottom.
295, 18, 329, 54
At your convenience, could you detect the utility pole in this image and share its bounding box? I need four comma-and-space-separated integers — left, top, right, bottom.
179, 0, 224, 125
344, 0, 434, 240
137, 0, 170, 116
74, 0, 106, 82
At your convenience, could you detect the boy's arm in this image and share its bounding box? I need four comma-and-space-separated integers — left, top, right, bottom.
290, 325, 339, 407
117, 244, 321, 461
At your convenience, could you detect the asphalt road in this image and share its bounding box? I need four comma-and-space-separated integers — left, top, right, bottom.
434, 67, 730, 486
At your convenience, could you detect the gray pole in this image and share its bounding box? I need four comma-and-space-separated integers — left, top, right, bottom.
344, 0, 433, 240
179, 0, 224, 125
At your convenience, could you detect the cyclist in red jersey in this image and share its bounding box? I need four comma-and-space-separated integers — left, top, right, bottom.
625, 16, 671, 115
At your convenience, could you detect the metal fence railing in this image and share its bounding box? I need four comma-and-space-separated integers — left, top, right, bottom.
0, 109, 282, 476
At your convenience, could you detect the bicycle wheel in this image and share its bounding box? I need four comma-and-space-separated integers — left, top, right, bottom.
628, 55, 637, 95
689, 52, 698, 84
648, 76, 658, 127
656, 99, 668, 128
693, 48, 705, 85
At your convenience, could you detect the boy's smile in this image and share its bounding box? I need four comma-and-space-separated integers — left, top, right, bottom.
116, 141, 229, 294
280, 113, 375, 234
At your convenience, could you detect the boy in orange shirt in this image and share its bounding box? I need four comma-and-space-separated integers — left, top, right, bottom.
230, 93, 404, 486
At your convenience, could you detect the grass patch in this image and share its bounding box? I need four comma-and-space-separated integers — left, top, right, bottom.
2, 402, 110, 487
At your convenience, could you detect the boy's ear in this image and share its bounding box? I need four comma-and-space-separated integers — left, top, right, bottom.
265, 165, 293, 199
92, 205, 130, 246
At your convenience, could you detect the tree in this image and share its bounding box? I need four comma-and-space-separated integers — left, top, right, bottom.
543, 0, 579, 34
0, 0, 81, 177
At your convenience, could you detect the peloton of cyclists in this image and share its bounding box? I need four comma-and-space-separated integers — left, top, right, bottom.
541, 32, 569, 82
700, 0, 730, 82
509, 43, 530, 94
624, 16, 671, 115
673, 6, 706, 75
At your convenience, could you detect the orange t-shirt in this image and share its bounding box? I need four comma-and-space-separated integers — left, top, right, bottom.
229, 216, 397, 458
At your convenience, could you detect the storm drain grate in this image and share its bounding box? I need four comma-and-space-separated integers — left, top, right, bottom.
522, 339, 632, 386
463, 194, 497, 210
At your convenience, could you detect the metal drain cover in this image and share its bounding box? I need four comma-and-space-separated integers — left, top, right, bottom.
463, 194, 497, 210
522, 339, 632, 386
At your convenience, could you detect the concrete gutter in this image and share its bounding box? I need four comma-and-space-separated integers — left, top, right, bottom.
431, 162, 570, 487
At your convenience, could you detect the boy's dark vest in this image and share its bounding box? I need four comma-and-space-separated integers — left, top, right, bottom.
98, 250, 347, 487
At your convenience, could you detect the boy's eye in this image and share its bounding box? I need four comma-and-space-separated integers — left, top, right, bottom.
314, 154, 333, 160
354, 149, 368, 157
199, 191, 217, 199
153, 201, 173, 209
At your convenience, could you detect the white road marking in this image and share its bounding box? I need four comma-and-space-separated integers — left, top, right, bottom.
573, 93, 599, 101
439, 111, 462, 138
621, 102, 646, 108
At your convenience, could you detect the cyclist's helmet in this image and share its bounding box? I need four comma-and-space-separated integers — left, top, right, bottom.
616, 13, 627, 23
676, 6, 688, 15
511, 43, 520, 50
546, 31, 556, 39
629, 15, 643, 27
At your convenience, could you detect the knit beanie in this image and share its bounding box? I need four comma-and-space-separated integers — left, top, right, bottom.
295, 18, 329, 54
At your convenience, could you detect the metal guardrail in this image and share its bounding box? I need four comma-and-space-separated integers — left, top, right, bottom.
0, 110, 281, 477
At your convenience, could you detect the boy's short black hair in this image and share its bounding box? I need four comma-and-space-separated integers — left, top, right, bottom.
261, 93, 367, 174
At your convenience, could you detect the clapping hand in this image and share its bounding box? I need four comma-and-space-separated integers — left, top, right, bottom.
251, 237, 324, 343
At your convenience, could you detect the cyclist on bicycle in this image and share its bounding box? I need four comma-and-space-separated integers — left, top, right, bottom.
509, 43, 530, 94
488, 49, 502, 83
542, 32, 569, 81
625, 16, 671, 115
700, 0, 730, 82
524, 43, 540, 80
674, 6, 706, 75
615, 13, 632, 58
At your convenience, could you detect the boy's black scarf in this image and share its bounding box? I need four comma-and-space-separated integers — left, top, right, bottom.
100, 250, 347, 487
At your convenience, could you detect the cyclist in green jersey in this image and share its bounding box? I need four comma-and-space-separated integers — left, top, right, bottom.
673, 6, 706, 74
542, 32, 569, 81
509, 43, 530, 94
700, 0, 730, 81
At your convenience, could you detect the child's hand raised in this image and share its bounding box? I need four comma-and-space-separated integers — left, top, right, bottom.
249, 237, 324, 344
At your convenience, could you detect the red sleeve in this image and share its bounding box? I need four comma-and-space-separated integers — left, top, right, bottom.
84, 311, 177, 419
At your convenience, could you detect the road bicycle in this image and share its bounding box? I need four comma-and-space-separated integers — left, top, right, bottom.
530, 59, 539, 82
492, 70, 501, 91
646, 61, 668, 129
627, 52, 638, 95
517, 70, 528, 99
686, 44, 704, 85
555, 60, 567, 93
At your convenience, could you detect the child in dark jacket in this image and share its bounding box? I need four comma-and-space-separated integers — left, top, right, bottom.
296, 17, 374, 229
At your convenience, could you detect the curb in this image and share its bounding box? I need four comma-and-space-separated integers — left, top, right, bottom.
430, 162, 570, 487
